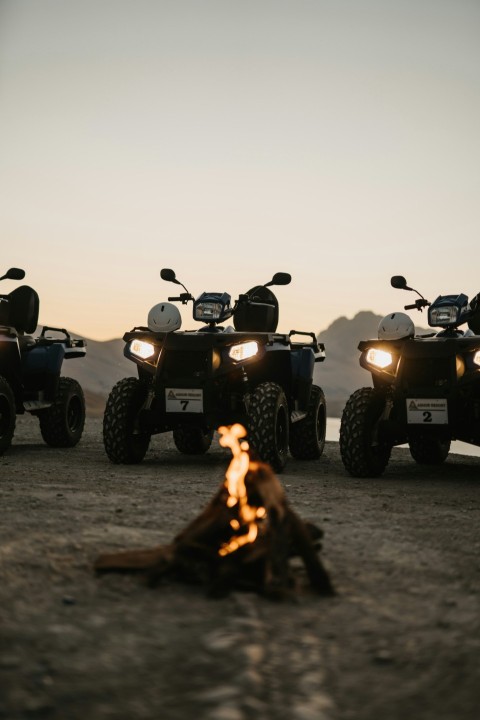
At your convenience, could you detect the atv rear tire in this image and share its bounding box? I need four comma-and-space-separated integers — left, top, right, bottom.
173, 425, 214, 454
0, 376, 16, 455
409, 435, 450, 464
289, 385, 326, 460
340, 387, 392, 478
103, 377, 151, 464
39, 377, 85, 447
248, 381, 289, 472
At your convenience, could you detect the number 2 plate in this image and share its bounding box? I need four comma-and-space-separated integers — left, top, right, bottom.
406, 398, 448, 424
165, 388, 203, 413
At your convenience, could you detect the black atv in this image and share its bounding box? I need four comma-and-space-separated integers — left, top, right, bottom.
0, 267, 87, 455
340, 275, 480, 477
103, 269, 326, 472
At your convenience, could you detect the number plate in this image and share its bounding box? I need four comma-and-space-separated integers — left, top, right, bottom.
165, 388, 203, 413
406, 398, 448, 424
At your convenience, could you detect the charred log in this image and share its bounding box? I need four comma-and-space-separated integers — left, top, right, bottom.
95, 455, 334, 600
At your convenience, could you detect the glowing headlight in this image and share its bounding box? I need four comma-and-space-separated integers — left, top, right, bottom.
130, 339, 155, 359
195, 302, 223, 320
429, 306, 458, 326
473, 351, 480, 367
229, 341, 259, 362
366, 347, 393, 369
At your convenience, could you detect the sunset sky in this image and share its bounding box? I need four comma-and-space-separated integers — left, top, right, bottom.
1, 0, 479, 341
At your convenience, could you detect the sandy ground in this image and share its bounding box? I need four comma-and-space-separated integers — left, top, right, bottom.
1, 416, 479, 720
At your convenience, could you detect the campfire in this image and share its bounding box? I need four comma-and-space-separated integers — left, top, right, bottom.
94, 424, 334, 599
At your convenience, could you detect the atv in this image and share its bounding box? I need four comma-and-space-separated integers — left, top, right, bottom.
0, 267, 87, 455
340, 275, 480, 477
103, 268, 326, 472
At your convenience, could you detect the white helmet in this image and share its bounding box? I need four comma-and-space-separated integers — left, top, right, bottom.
148, 303, 181, 332
378, 312, 415, 341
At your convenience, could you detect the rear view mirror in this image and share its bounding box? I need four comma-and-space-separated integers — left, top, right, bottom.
266, 272, 291, 288
3, 267, 26, 281
160, 268, 179, 284
391, 275, 408, 290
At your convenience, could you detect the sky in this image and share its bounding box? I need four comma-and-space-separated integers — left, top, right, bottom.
1, 0, 479, 341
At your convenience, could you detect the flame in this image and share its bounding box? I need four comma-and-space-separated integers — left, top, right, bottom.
217, 424, 266, 556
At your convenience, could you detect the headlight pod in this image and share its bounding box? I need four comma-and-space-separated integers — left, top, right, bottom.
193, 292, 232, 323
428, 293, 469, 328
429, 305, 459, 327
130, 339, 156, 360
473, 351, 480, 367
228, 341, 259, 362
365, 347, 394, 369
194, 301, 224, 321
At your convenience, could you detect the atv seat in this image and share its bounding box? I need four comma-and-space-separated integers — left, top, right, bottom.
233, 286, 279, 332
0, 285, 39, 334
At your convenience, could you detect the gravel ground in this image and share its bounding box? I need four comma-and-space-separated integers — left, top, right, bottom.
1, 416, 479, 720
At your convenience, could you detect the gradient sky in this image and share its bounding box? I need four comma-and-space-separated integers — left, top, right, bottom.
1, 0, 479, 341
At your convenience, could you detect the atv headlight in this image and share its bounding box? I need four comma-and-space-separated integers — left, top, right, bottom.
429, 305, 459, 327
194, 301, 224, 321
229, 341, 259, 362
130, 339, 155, 359
473, 351, 480, 367
365, 347, 393, 369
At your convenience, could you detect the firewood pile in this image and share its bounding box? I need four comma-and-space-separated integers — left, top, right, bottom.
94, 425, 334, 600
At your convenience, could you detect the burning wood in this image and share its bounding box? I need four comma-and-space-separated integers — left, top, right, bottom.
94, 424, 334, 599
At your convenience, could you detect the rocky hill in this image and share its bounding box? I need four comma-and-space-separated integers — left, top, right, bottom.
63, 312, 390, 418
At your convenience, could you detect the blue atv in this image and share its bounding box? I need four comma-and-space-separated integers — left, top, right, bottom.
0, 267, 87, 454
103, 269, 327, 472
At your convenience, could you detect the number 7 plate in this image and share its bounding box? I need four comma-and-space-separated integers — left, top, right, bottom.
406, 398, 448, 424
165, 388, 203, 413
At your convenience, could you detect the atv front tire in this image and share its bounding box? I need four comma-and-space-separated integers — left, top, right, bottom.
173, 425, 214, 455
289, 385, 326, 460
38, 377, 85, 447
340, 387, 392, 478
248, 381, 289, 472
0, 376, 16, 454
103, 377, 151, 464
408, 435, 450, 464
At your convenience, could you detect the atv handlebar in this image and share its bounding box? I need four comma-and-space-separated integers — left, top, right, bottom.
168, 293, 194, 305
404, 299, 430, 311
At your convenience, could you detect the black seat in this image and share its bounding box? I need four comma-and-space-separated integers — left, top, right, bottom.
233, 286, 279, 332
0, 285, 40, 334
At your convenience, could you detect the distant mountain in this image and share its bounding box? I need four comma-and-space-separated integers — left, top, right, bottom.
60, 311, 410, 418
